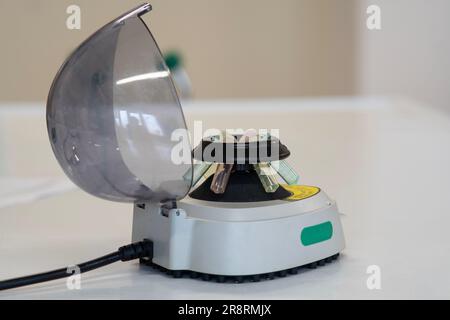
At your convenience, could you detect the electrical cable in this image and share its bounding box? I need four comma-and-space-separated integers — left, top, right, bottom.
0, 240, 153, 291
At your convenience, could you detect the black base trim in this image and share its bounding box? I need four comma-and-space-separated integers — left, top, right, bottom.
139, 253, 340, 283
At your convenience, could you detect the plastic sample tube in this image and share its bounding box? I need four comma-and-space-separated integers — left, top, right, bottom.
254, 163, 280, 193
203, 163, 217, 181
210, 163, 234, 194
270, 160, 299, 185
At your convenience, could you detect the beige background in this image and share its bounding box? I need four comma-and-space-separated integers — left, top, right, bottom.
0, 0, 449, 112
0, 0, 356, 101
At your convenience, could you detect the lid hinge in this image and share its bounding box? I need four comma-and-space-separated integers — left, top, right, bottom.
160, 200, 177, 217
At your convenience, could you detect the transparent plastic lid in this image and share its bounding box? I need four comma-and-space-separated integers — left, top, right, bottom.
46, 4, 193, 203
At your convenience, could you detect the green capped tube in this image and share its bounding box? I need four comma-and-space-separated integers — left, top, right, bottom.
270, 160, 299, 185
254, 163, 279, 193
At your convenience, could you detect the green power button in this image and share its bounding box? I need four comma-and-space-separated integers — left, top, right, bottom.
301, 221, 333, 246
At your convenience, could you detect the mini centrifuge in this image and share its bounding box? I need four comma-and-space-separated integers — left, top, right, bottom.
0, 3, 344, 290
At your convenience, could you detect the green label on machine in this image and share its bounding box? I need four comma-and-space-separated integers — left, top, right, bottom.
301, 221, 333, 246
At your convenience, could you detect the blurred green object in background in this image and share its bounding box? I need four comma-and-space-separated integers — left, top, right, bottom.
164, 50, 183, 71
164, 50, 192, 99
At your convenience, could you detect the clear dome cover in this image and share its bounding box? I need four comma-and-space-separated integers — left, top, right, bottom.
46, 4, 193, 203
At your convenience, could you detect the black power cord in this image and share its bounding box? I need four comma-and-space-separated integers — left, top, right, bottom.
0, 240, 153, 291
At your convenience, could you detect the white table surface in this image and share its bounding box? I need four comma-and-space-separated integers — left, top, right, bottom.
1, 97, 450, 299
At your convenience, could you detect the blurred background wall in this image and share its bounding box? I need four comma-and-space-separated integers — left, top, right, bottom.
356, 0, 450, 112
0, 0, 356, 101
0, 0, 449, 111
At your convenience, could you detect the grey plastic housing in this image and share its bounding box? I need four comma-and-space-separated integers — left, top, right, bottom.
46, 3, 192, 203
